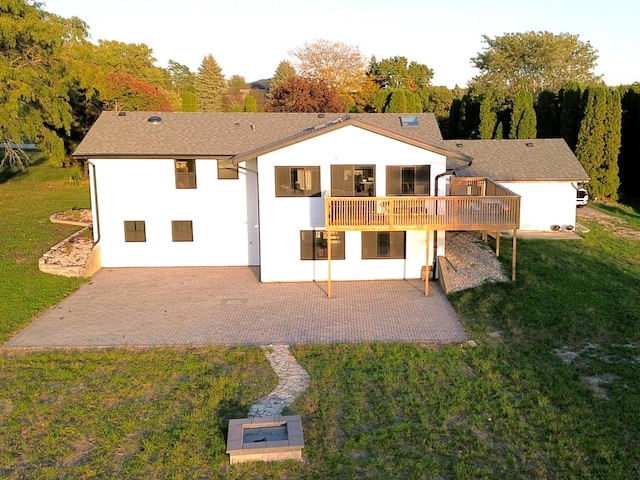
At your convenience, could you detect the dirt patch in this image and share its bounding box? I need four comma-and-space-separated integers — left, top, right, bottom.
577, 207, 640, 241
584, 374, 618, 400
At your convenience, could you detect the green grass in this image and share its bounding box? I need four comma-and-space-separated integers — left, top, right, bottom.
1, 160, 639, 478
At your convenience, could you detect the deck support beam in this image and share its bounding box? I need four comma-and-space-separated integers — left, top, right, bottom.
328, 230, 333, 298
424, 229, 430, 296
511, 229, 517, 281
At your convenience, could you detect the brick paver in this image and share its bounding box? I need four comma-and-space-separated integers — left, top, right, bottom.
3, 267, 467, 349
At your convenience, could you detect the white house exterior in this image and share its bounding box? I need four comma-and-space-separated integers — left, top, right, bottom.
75, 112, 588, 284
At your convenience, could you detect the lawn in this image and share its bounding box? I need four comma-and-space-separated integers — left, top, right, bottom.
1, 161, 639, 478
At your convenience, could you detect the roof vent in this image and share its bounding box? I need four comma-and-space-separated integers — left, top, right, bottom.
118, 111, 127, 117
525, 141, 534, 147
400, 115, 419, 127
234, 122, 240, 127
317, 113, 325, 118
147, 115, 162, 124
455, 142, 464, 148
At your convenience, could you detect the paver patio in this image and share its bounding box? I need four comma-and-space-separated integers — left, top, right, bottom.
3, 267, 467, 349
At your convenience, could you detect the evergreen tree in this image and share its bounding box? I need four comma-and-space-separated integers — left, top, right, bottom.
560, 81, 583, 150
270, 60, 296, 93
181, 91, 198, 112
535, 90, 560, 138
478, 94, 498, 139
509, 90, 536, 139
576, 85, 621, 200
619, 84, 640, 197
386, 90, 408, 113
243, 95, 257, 112
195, 54, 226, 112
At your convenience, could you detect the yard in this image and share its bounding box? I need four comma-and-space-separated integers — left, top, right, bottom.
1, 159, 639, 478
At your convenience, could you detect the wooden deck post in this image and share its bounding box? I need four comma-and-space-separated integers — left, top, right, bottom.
496, 231, 501, 257
424, 229, 430, 296
511, 228, 517, 281
327, 230, 333, 298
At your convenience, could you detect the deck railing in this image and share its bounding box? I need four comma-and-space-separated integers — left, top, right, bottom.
325, 177, 520, 232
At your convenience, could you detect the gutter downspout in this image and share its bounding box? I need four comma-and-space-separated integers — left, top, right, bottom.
431, 155, 473, 279
87, 161, 101, 245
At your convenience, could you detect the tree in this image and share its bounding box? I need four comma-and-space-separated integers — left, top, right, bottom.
289, 39, 368, 109
104, 73, 172, 111
478, 94, 498, 139
471, 31, 600, 95
195, 54, 226, 112
243, 95, 257, 112
368, 56, 434, 90
575, 85, 621, 200
269, 60, 297, 93
619, 84, 640, 197
535, 90, 560, 138
418, 86, 454, 119
1, 0, 75, 170
560, 81, 583, 150
267, 77, 342, 113
509, 90, 536, 139
92, 40, 166, 88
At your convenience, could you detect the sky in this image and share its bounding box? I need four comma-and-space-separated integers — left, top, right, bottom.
44, 0, 639, 88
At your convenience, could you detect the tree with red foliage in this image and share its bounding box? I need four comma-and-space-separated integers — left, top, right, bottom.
267, 77, 343, 113
104, 72, 172, 111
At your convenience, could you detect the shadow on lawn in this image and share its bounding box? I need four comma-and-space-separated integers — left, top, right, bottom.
0, 152, 47, 185
213, 398, 250, 439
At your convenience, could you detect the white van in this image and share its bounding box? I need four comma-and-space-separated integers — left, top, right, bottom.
576, 188, 589, 207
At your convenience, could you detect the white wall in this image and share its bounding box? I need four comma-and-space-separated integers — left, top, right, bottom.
90, 158, 259, 267
257, 125, 448, 282
499, 181, 578, 231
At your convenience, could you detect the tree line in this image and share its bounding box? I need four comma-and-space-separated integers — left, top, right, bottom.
1, 1, 638, 200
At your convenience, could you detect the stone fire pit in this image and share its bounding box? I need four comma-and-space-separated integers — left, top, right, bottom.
226, 415, 304, 464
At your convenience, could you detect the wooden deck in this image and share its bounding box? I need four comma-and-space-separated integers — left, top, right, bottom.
323, 178, 521, 297
325, 178, 520, 232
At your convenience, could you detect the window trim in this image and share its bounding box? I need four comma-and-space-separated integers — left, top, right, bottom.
217, 159, 239, 180
300, 230, 345, 260
275, 166, 321, 197
171, 220, 193, 242
175, 159, 197, 189
124, 220, 146, 242
361, 231, 405, 259
386, 165, 430, 196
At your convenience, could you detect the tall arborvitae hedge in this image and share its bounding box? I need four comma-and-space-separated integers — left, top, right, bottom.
619, 85, 640, 197
560, 81, 582, 150
576, 85, 621, 200
478, 94, 498, 139
509, 90, 537, 139
535, 90, 560, 138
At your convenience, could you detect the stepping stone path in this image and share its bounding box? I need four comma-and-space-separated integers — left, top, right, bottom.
248, 344, 311, 418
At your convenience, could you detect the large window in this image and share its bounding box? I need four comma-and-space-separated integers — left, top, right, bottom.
331, 165, 375, 197
124, 221, 146, 242
218, 159, 239, 179
386, 165, 430, 195
175, 159, 196, 189
172, 220, 193, 242
361, 231, 405, 259
275, 166, 321, 197
300, 230, 345, 260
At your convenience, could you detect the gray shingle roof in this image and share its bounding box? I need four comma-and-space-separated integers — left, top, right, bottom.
444, 139, 589, 182
73, 111, 450, 159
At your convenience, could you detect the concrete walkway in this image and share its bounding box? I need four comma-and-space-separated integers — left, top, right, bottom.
3, 267, 467, 349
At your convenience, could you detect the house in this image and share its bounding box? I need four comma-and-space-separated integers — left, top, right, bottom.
73, 112, 587, 292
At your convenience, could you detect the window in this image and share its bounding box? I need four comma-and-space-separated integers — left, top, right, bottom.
362, 231, 405, 259
218, 159, 238, 179
172, 220, 193, 242
300, 230, 345, 260
175, 159, 196, 189
124, 221, 146, 242
331, 165, 375, 196
275, 166, 321, 197
386, 166, 430, 195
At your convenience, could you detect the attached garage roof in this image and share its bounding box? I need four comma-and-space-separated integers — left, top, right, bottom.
444, 139, 589, 182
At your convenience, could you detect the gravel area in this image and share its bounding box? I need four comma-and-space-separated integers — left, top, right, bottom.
441, 231, 508, 293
